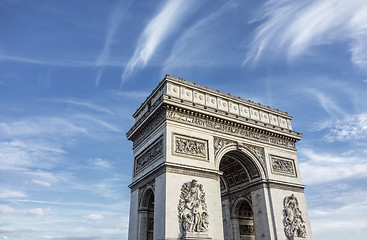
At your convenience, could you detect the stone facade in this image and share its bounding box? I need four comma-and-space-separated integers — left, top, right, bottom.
127, 75, 313, 240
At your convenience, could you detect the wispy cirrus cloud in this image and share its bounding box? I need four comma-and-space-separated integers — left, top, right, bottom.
0, 117, 88, 138
0, 140, 66, 170
31, 179, 51, 187
94, 3, 129, 86
121, 0, 194, 84
0, 55, 123, 68
54, 99, 114, 115
244, 0, 367, 69
0, 55, 96, 67
163, 2, 235, 72
308, 89, 347, 117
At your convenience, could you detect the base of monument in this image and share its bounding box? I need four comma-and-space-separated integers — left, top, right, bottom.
182, 232, 212, 240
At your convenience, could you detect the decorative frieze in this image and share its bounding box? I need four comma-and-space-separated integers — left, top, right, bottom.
166, 110, 296, 149
270, 155, 296, 177
283, 194, 307, 239
173, 134, 208, 161
132, 111, 166, 148
178, 179, 209, 234
134, 137, 163, 175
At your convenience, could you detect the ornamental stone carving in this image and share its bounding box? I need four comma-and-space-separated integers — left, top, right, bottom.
166, 109, 296, 149
242, 144, 265, 166
271, 155, 296, 177
213, 137, 235, 156
213, 137, 265, 166
283, 194, 307, 239
134, 138, 163, 174
174, 134, 208, 160
178, 180, 209, 234
239, 225, 255, 235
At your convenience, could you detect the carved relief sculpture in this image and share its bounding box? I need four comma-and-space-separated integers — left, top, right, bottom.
134, 138, 163, 174
174, 134, 208, 160
271, 155, 296, 177
213, 137, 235, 155
178, 179, 209, 234
283, 194, 307, 239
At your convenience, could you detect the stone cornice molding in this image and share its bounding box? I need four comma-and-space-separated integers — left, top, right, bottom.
165, 106, 300, 150
127, 103, 301, 151
131, 75, 299, 133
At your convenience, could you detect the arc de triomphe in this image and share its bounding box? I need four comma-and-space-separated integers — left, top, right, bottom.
126, 75, 313, 240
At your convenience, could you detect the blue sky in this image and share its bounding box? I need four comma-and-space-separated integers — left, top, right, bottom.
1, 0, 367, 239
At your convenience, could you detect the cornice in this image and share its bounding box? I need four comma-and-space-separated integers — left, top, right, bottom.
163, 95, 302, 140
165, 74, 290, 117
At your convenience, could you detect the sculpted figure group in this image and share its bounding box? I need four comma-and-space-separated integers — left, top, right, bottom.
178, 179, 209, 233
283, 194, 307, 239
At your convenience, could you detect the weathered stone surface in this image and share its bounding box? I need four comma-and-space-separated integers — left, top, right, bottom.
127, 75, 313, 240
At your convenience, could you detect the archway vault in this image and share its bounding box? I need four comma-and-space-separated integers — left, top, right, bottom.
215, 143, 267, 181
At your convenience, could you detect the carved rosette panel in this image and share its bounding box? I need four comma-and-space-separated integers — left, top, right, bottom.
134, 138, 163, 174
174, 134, 208, 160
178, 179, 209, 233
283, 194, 307, 239
271, 155, 296, 177
239, 225, 255, 235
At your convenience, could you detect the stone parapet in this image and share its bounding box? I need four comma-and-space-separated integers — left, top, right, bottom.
131, 74, 296, 135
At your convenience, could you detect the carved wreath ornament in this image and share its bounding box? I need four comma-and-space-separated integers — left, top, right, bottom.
283, 194, 307, 239
178, 179, 209, 233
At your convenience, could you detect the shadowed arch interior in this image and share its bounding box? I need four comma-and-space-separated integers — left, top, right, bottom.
219, 150, 260, 240
219, 150, 261, 191
139, 188, 154, 240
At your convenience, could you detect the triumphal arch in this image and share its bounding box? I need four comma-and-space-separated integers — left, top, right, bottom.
126, 75, 313, 240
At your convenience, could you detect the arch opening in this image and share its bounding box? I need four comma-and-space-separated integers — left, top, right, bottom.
219, 150, 259, 240
139, 188, 154, 240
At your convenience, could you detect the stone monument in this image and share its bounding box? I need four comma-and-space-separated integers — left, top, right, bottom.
126, 74, 313, 240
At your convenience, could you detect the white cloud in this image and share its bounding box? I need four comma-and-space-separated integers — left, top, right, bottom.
244, 0, 367, 69
27, 208, 44, 216
0, 140, 65, 170
121, 0, 193, 83
299, 148, 367, 185
0, 205, 14, 214
0, 117, 88, 138
308, 188, 367, 238
88, 158, 112, 169
318, 113, 367, 142
84, 213, 104, 221
31, 179, 51, 187
0, 189, 26, 198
